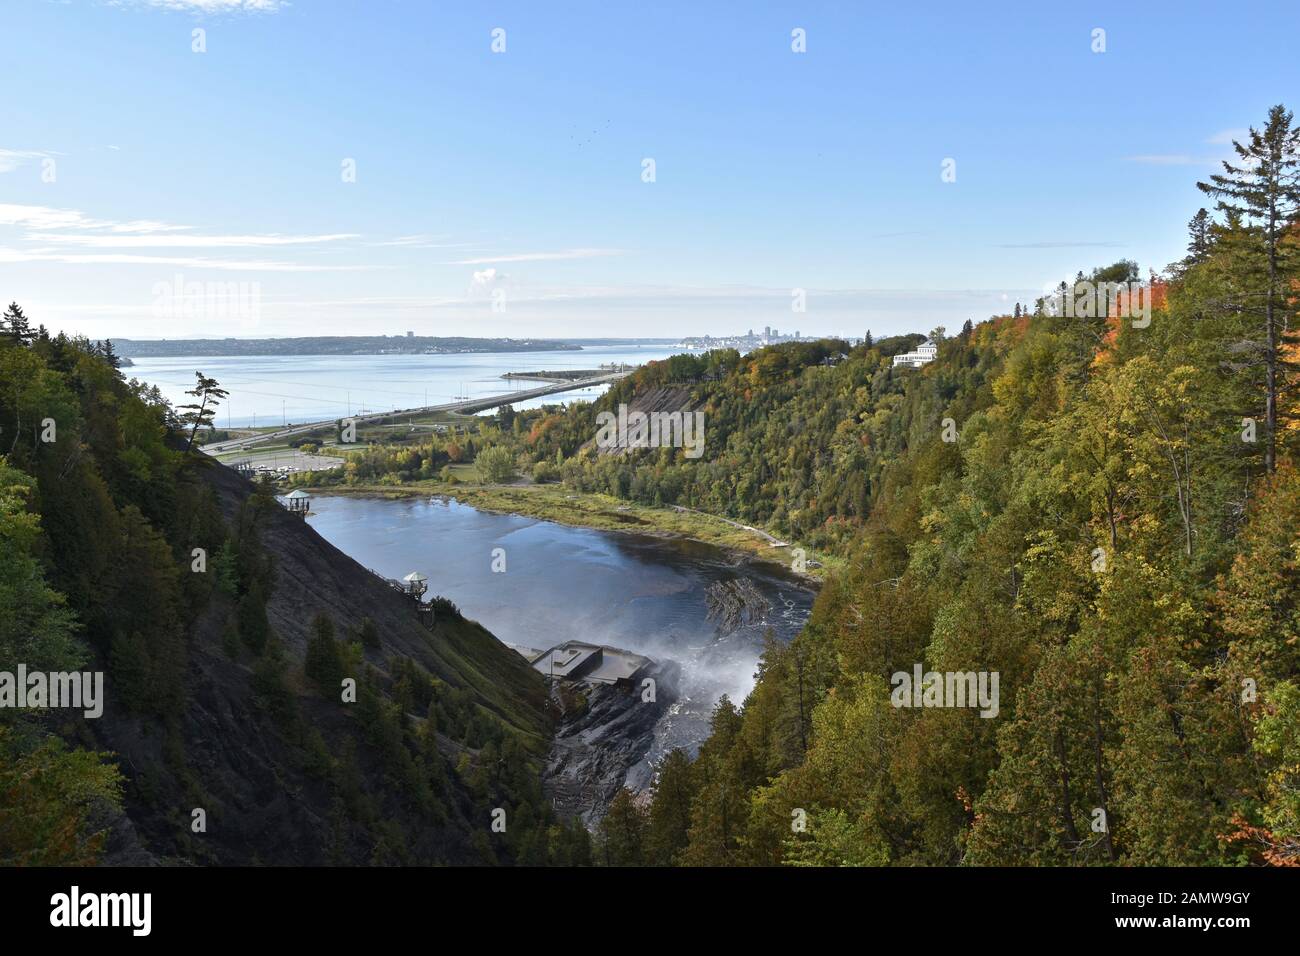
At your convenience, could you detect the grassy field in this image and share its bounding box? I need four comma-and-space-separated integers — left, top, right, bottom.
307, 478, 832, 582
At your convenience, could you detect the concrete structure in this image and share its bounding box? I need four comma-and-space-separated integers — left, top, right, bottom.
892, 340, 938, 368
529, 640, 652, 687
201, 369, 633, 455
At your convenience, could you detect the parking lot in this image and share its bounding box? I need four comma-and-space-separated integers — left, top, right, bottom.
222, 449, 345, 477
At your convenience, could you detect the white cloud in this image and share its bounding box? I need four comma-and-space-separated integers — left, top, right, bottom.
0, 149, 53, 173
467, 267, 515, 301
1122, 154, 1203, 166
0, 203, 365, 270
367, 234, 483, 250
127, 0, 286, 12
0, 247, 368, 272
1206, 128, 1249, 145
0, 203, 181, 232
25, 231, 360, 248
1124, 128, 1254, 168
104, 220, 193, 234
370, 234, 444, 247
996, 240, 1124, 249
449, 248, 623, 265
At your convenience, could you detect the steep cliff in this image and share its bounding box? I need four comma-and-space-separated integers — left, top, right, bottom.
91, 461, 552, 865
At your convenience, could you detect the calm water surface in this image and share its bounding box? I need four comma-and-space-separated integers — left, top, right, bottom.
126, 346, 678, 427
305, 495, 814, 771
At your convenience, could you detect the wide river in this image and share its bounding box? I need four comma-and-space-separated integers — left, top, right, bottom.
305, 494, 815, 772
125, 345, 679, 428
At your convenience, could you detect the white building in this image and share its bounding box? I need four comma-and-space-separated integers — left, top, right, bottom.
892, 340, 938, 368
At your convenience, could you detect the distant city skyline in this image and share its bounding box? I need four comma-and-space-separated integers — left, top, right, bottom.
3, 0, 1295, 340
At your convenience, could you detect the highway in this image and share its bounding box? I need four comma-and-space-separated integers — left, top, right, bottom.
201, 370, 630, 454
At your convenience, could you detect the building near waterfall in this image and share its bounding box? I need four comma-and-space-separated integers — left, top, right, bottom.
528, 641, 651, 687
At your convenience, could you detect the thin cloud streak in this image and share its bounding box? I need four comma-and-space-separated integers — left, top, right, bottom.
0, 247, 372, 272
25, 232, 361, 249
447, 248, 624, 265
996, 241, 1125, 249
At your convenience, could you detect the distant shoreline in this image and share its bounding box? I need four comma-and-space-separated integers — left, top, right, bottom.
115, 336, 582, 358
114, 336, 679, 358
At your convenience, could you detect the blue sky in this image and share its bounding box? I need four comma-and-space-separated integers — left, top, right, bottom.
2, 0, 1297, 340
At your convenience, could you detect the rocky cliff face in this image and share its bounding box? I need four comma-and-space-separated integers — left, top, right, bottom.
95, 462, 550, 865
542, 661, 679, 827
588, 385, 701, 458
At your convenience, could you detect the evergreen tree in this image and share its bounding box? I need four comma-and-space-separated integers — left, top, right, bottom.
1, 302, 33, 348
1185, 207, 1214, 266
305, 613, 345, 692
599, 789, 647, 865
177, 372, 229, 453
1198, 104, 1300, 472
644, 749, 696, 865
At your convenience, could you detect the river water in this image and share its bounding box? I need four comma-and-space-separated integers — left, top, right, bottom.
125, 345, 678, 428
304, 494, 814, 766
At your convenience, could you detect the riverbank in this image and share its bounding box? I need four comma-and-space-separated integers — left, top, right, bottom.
302, 492, 817, 815
302, 479, 832, 583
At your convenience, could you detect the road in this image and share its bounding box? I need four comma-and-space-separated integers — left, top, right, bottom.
201, 370, 630, 454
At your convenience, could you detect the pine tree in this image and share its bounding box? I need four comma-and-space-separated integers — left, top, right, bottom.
598, 789, 647, 865
645, 749, 696, 865
1198, 105, 1300, 472
177, 372, 229, 452
356, 616, 381, 649
1185, 208, 1214, 266
98, 339, 122, 369
305, 613, 344, 691
1, 302, 33, 348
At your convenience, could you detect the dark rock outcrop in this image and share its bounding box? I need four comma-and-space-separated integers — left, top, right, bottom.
541, 661, 679, 827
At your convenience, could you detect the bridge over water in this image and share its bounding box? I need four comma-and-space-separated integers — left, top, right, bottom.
201, 370, 631, 455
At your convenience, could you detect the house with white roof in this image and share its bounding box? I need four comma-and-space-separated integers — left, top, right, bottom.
892, 340, 938, 368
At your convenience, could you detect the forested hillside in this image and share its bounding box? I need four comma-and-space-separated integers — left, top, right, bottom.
605, 109, 1300, 866
8, 103, 1298, 872
317, 333, 958, 558
0, 314, 591, 865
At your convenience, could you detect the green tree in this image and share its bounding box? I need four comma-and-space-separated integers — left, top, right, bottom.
1198, 104, 1300, 472
177, 372, 229, 453
644, 749, 696, 865
599, 789, 647, 865
475, 445, 516, 483
0, 459, 122, 865
0, 302, 33, 348
305, 613, 345, 691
